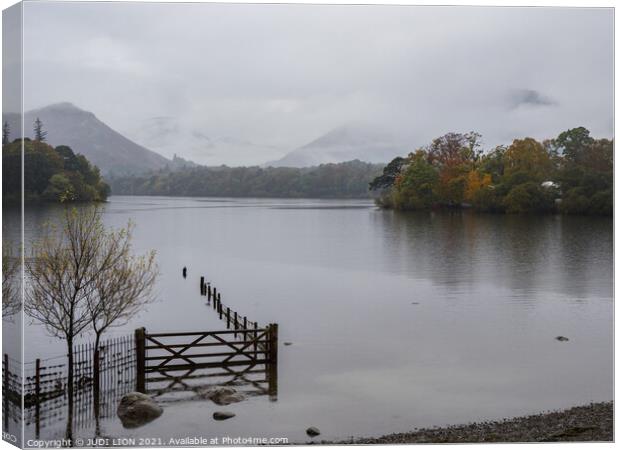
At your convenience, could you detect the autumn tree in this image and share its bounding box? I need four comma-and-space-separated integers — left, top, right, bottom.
464, 170, 492, 203
503, 138, 552, 181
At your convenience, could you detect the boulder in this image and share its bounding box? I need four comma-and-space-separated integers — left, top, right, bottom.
198, 386, 246, 405
117, 392, 163, 428
306, 426, 321, 437
213, 411, 236, 421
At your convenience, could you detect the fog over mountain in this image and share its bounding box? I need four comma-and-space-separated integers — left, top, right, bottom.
266, 124, 406, 167
12, 3, 613, 166
128, 116, 285, 167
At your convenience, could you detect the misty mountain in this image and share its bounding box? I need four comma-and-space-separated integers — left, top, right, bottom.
3, 103, 172, 176
265, 124, 406, 168
129, 116, 285, 167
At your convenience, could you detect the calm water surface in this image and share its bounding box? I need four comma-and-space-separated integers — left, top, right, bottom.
4, 196, 613, 443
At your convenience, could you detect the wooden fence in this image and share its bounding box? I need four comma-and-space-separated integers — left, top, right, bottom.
199, 277, 262, 334
135, 324, 278, 400
2, 335, 136, 437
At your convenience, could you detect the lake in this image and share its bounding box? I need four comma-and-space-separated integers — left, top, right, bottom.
3, 195, 613, 443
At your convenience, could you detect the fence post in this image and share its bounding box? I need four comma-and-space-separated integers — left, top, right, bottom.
35, 358, 41, 437
267, 324, 279, 401
226, 307, 230, 329
135, 328, 146, 393
208, 285, 212, 301
200, 277, 205, 295
93, 345, 100, 419
253, 323, 258, 353
3, 354, 8, 428
234, 312, 238, 337
243, 317, 247, 340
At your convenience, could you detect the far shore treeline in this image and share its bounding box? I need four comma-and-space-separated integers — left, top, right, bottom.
108, 160, 383, 199
369, 127, 612, 216
2, 119, 110, 203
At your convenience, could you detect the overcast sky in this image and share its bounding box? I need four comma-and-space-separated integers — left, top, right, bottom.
16, 3, 614, 166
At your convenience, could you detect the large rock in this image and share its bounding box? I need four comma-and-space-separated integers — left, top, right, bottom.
198, 386, 246, 405
117, 392, 163, 428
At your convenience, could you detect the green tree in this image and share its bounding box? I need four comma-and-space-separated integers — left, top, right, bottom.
553, 127, 594, 164
2, 121, 10, 145
34, 117, 47, 142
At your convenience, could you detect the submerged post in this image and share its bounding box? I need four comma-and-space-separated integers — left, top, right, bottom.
200, 277, 205, 295
35, 358, 41, 438
135, 328, 146, 393
267, 324, 279, 401
3, 354, 8, 428
208, 285, 212, 302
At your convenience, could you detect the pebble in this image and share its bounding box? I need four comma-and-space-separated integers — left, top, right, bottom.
306, 426, 321, 437
213, 411, 236, 421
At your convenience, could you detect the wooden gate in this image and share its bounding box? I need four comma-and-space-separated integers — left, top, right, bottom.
134, 324, 278, 400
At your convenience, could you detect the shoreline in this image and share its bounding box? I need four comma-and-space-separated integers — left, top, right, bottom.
327, 402, 613, 444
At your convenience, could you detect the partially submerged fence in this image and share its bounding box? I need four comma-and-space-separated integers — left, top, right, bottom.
2, 274, 279, 438
2, 335, 136, 436
199, 277, 261, 334
135, 325, 278, 400
135, 273, 279, 400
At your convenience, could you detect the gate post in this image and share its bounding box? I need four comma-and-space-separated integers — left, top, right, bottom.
4, 354, 8, 428
35, 358, 41, 438
135, 328, 146, 393
267, 324, 278, 401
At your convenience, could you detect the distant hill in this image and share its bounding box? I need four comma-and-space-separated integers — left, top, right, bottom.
109, 160, 384, 199
266, 124, 406, 168
3, 103, 172, 176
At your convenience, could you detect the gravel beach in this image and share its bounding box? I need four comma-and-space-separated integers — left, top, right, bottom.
329, 402, 613, 444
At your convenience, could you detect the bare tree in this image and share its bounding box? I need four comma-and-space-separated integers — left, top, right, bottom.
86, 223, 157, 422
2, 242, 21, 318
25, 206, 157, 439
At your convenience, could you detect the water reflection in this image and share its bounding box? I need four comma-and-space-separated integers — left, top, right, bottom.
374, 209, 612, 301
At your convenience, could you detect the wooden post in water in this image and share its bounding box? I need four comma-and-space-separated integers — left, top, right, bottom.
208, 285, 212, 302
93, 344, 100, 421
3, 354, 8, 428
243, 317, 247, 340
218, 301, 222, 319
134, 328, 146, 393
253, 322, 258, 353
267, 324, 279, 401
35, 358, 41, 438
226, 307, 231, 329
234, 312, 238, 337
200, 276, 204, 295
182, 267, 187, 278
213, 287, 217, 302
